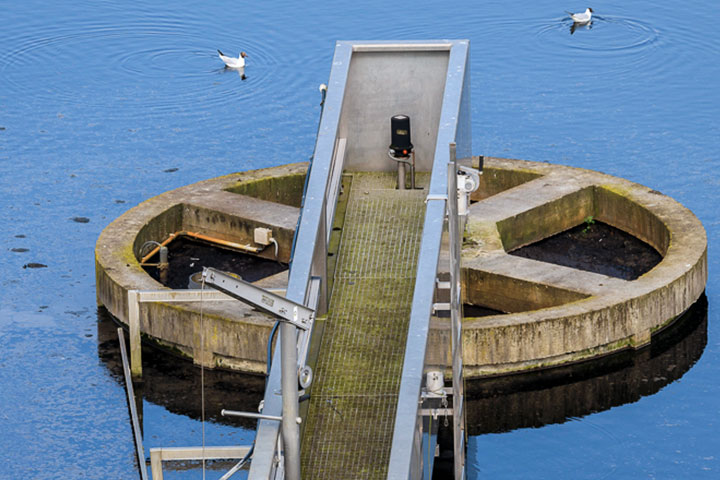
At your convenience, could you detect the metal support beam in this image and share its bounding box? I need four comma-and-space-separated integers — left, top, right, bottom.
448, 143, 467, 480
149, 446, 251, 480
202, 266, 310, 480
202, 268, 312, 331
222, 409, 284, 423
127, 290, 142, 378
117, 328, 149, 480
137, 288, 285, 303
281, 320, 301, 480
125, 287, 286, 378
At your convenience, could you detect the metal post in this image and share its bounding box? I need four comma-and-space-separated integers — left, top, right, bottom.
150, 449, 164, 480
281, 321, 301, 480
118, 328, 149, 480
127, 290, 142, 378
448, 143, 466, 480
410, 151, 416, 189
200, 267, 309, 480
398, 161, 406, 190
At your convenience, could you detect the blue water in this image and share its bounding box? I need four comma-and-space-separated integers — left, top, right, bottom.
1, 0, 718, 478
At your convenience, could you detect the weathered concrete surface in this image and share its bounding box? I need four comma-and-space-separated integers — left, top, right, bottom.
95, 163, 306, 374
96, 158, 707, 378
446, 157, 707, 377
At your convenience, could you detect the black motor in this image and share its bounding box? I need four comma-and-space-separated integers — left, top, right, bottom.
389, 115, 413, 158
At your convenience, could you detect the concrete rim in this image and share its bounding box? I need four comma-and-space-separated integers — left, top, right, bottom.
458, 157, 707, 376
95, 158, 707, 378
95, 163, 306, 374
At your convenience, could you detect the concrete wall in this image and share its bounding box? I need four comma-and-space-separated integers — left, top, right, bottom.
338, 50, 449, 172
95, 164, 306, 374
453, 157, 707, 377
97, 158, 707, 379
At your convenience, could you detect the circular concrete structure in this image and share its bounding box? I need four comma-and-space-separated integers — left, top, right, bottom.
95, 157, 707, 377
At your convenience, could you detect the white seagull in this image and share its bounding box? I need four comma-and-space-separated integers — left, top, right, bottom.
566, 7, 593, 24
217, 50, 248, 69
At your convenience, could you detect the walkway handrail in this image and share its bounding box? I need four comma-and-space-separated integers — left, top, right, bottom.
247, 42, 353, 480
387, 38, 471, 480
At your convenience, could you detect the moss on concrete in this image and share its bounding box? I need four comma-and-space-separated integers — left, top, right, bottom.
95, 164, 302, 375
594, 185, 670, 255
96, 157, 707, 383
132, 203, 184, 259
301, 173, 426, 479
471, 165, 543, 201
225, 172, 307, 207
496, 186, 595, 252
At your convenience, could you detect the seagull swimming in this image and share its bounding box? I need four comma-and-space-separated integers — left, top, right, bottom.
217, 50, 247, 69
566, 7, 593, 24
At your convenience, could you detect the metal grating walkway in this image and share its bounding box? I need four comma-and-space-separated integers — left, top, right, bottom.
301, 173, 426, 479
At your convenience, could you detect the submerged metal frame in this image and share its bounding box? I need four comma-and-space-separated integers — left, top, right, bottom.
248, 40, 471, 480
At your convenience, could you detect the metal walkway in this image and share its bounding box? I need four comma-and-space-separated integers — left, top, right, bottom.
244, 40, 471, 480
301, 174, 426, 479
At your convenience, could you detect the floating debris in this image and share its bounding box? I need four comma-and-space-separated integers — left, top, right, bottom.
11, 248, 29, 253
23, 263, 47, 269
164, 168, 179, 173
72, 217, 90, 223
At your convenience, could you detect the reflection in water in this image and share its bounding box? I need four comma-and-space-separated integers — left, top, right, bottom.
96, 307, 264, 430
570, 20, 593, 35
98, 292, 706, 447
220, 66, 247, 80
466, 295, 707, 435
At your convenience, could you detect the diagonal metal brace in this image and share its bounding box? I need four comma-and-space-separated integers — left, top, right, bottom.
202, 267, 313, 330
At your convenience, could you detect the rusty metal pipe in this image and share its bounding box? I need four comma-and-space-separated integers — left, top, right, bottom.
139, 231, 266, 266
182, 231, 265, 254
140, 233, 179, 265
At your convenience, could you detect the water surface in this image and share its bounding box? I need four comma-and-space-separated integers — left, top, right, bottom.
1, 1, 718, 478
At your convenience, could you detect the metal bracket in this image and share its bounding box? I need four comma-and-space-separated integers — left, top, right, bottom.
202, 267, 313, 330
421, 386, 453, 400
222, 409, 302, 424
425, 193, 448, 203
457, 165, 482, 191
420, 408, 454, 420
432, 302, 450, 314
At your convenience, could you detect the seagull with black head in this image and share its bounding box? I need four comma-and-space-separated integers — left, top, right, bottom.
217, 50, 248, 69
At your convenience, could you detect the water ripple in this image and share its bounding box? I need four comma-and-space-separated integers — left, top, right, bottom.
530, 15, 665, 75
0, 19, 284, 117
539, 16, 662, 53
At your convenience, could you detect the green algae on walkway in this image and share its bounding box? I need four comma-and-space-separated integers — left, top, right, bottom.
301, 173, 426, 479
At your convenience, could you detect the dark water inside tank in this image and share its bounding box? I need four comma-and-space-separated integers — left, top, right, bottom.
510, 221, 662, 280
1, 1, 718, 478
141, 237, 287, 289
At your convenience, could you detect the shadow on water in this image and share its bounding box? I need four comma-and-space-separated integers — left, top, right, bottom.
96, 307, 265, 430
466, 294, 708, 435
